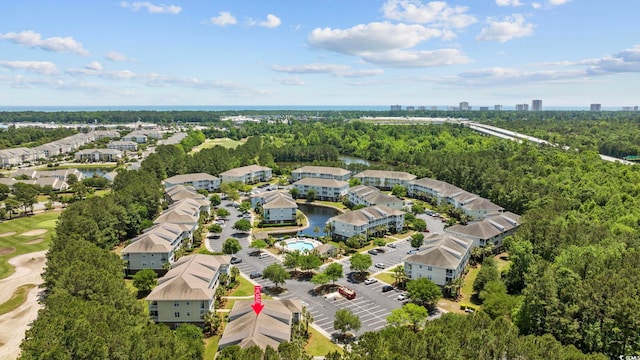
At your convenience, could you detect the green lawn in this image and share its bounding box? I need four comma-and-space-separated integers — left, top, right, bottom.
0, 284, 35, 315
190, 138, 246, 153
0, 211, 61, 280
494, 253, 511, 272
374, 272, 396, 285
314, 201, 348, 210
305, 326, 342, 356
228, 276, 256, 297
203, 335, 221, 359
460, 265, 482, 307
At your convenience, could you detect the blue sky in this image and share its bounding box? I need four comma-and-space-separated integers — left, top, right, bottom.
1, 0, 639, 108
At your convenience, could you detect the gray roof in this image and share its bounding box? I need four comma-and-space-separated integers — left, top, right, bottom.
165, 173, 219, 184
315, 243, 337, 255
461, 197, 504, 212
405, 233, 472, 269
354, 170, 417, 181
154, 198, 200, 225
445, 212, 520, 240
165, 185, 208, 203
330, 205, 404, 226
292, 166, 351, 176
122, 223, 185, 254
349, 185, 402, 204
408, 177, 464, 197
147, 254, 230, 301
219, 165, 271, 177
218, 299, 301, 351
293, 177, 349, 188
262, 192, 297, 209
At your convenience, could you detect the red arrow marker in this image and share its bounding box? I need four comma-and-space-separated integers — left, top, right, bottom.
251, 285, 264, 315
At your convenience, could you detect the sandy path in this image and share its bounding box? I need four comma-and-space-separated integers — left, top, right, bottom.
0, 250, 47, 360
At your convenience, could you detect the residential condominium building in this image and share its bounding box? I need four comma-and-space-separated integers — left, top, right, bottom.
444, 212, 521, 249
292, 177, 349, 201
328, 205, 405, 240
347, 185, 404, 210
291, 166, 352, 182
0, 147, 41, 167
121, 223, 188, 275
107, 140, 138, 151
590, 104, 602, 111
146, 254, 231, 328
164, 185, 211, 214
353, 170, 417, 190
219, 165, 272, 185
153, 198, 203, 237
164, 173, 221, 192
404, 233, 472, 286
250, 190, 297, 224
532, 99, 543, 111
74, 148, 123, 162
218, 299, 303, 351
408, 177, 504, 220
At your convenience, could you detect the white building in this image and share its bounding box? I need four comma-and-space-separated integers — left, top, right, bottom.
328, 205, 404, 240
292, 178, 349, 201
404, 233, 472, 286
251, 190, 297, 224
164, 173, 221, 192
347, 185, 404, 210
291, 166, 352, 182
444, 212, 521, 248
75, 148, 123, 162
353, 170, 417, 190
108, 140, 138, 151
146, 254, 231, 328
122, 223, 188, 274
219, 165, 272, 185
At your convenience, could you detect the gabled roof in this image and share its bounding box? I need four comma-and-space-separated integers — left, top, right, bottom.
293, 177, 349, 188
408, 177, 463, 197
154, 198, 200, 225
263, 193, 297, 209
349, 185, 402, 204
220, 165, 271, 177
330, 205, 404, 226
147, 254, 230, 301
445, 212, 520, 240
461, 197, 504, 212
292, 166, 351, 176
122, 223, 185, 254
354, 170, 417, 181
165, 185, 208, 203
405, 233, 472, 269
218, 299, 301, 351
165, 173, 219, 184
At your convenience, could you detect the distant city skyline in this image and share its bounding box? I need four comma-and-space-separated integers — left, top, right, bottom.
1, 1, 639, 107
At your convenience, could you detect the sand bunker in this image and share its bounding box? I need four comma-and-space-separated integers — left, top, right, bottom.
0, 247, 15, 256
0, 232, 16, 237
24, 238, 44, 245
20, 229, 47, 236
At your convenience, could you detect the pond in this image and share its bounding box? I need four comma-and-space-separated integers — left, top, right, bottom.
297, 203, 341, 237
77, 168, 112, 178
338, 155, 371, 166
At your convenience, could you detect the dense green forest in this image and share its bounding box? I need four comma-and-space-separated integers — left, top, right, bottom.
18, 112, 640, 359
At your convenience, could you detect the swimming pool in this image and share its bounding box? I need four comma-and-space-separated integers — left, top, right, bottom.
285, 240, 316, 252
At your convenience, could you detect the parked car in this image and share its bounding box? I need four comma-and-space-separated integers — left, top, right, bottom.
368, 249, 379, 255
387, 243, 397, 248
397, 293, 409, 301
375, 263, 386, 269
258, 253, 270, 259
250, 272, 262, 279
248, 250, 262, 257
230, 257, 242, 264
382, 285, 394, 292
407, 249, 418, 255
364, 278, 378, 285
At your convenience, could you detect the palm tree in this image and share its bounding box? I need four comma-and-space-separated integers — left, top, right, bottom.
219, 273, 229, 288
230, 267, 240, 283
451, 277, 465, 300
392, 266, 407, 287
483, 243, 495, 259
324, 223, 333, 238
302, 306, 313, 336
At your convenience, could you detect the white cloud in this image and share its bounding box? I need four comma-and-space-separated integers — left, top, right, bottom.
360, 49, 470, 67
496, 0, 523, 6
209, 11, 237, 26
120, 1, 181, 14
587, 45, 640, 74
275, 77, 304, 86
549, 0, 570, 5
381, 0, 477, 28
309, 22, 447, 55
0, 60, 58, 75
476, 14, 535, 42
105, 51, 135, 62
271, 63, 384, 77
85, 61, 103, 71
259, 14, 282, 29
0, 30, 89, 56
531, 2, 542, 8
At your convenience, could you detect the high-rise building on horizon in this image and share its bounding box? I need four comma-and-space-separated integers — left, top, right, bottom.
590, 104, 602, 111
406, 106, 415, 111
532, 99, 542, 111
494, 105, 503, 111
459, 102, 470, 111
390, 105, 402, 111
418, 106, 426, 111
430, 106, 438, 111
479, 107, 489, 111
516, 104, 529, 111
